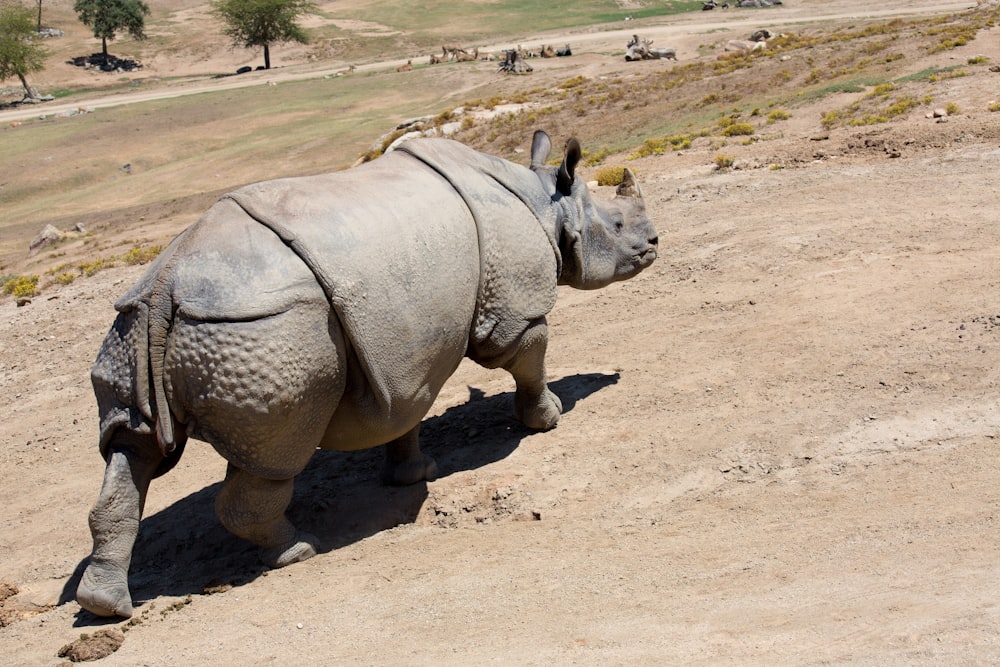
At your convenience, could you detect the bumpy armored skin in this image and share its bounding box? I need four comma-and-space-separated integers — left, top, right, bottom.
78, 131, 658, 618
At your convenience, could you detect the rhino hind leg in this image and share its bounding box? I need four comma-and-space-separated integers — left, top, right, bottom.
215, 464, 319, 568
382, 424, 438, 486
504, 319, 563, 430
77, 434, 164, 618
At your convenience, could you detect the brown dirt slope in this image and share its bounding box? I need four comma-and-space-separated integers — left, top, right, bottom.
1, 1, 999, 664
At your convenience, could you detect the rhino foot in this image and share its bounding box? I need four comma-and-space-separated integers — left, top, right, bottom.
515, 388, 563, 430
261, 532, 319, 569
77, 560, 133, 618
382, 454, 438, 486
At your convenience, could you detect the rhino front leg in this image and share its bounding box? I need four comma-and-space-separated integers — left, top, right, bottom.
382, 424, 438, 486
78, 443, 162, 618
215, 465, 318, 568
505, 319, 563, 430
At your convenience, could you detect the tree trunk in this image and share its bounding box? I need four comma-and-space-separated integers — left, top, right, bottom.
18, 73, 39, 100
102, 36, 109, 65
36, 0, 42, 32
264, 43, 271, 70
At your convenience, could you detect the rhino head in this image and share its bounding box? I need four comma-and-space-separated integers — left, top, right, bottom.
529, 130, 658, 290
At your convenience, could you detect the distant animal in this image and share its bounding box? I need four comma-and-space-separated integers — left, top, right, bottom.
455, 47, 479, 62
429, 54, 444, 65
75, 130, 659, 618
396, 59, 413, 72
442, 44, 467, 61
625, 35, 677, 61
556, 44, 572, 57
725, 39, 766, 52
335, 64, 356, 76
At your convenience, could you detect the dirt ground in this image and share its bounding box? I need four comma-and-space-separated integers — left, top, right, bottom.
2, 1, 999, 664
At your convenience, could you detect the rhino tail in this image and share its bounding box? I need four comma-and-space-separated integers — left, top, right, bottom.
146, 276, 177, 455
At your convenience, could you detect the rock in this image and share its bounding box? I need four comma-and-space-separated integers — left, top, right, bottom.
933, 108, 949, 118
57, 628, 125, 662
439, 121, 463, 136
28, 224, 63, 254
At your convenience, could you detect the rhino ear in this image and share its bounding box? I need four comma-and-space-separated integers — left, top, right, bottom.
531, 130, 552, 169
616, 167, 644, 199
556, 138, 582, 196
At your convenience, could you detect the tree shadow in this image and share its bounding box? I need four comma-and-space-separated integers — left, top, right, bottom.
64, 372, 619, 624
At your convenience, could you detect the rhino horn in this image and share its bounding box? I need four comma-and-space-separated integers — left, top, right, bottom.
616, 167, 644, 200
530, 130, 552, 169
556, 138, 582, 196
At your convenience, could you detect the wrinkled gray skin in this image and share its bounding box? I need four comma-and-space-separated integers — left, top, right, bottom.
77, 130, 658, 618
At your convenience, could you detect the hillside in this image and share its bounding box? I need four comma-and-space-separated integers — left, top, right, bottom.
2, 1, 1000, 664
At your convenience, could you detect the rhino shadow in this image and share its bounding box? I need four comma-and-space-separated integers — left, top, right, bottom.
64, 372, 618, 624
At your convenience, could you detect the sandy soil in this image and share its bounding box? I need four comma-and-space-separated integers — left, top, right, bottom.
1, 1, 999, 664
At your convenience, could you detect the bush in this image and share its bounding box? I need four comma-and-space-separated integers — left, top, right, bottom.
122, 244, 164, 266
593, 166, 626, 186
766, 109, 790, 123
714, 154, 735, 170
722, 122, 755, 137
4, 275, 39, 298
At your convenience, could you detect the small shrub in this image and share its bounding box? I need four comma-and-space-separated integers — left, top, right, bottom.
714, 154, 735, 170
123, 244, 164, 266
945, 101, 960, 115
54, 272, 76, 285
584, 148, 611, 167
78, 257, 115, 277
722, 122, 755, 137
4, 275, 39, 298
968, 55, 988, 65
821, 110, 843, 129
559, 75, 587, 89
988, 101, 1000, 113
766, 109, 790, 123
885, 96, 918, 117
594, 166, 626, 186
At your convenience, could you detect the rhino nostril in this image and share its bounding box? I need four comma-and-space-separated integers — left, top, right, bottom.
649, 235, 659, 246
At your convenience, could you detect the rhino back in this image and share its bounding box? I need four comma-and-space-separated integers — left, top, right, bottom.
116, 198, 324, 322
224, 151, 482, 449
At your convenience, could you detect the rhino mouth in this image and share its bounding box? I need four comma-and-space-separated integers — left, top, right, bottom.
635, 246, 657, 267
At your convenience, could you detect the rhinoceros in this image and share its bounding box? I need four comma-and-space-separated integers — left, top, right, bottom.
77, 130, 658, 618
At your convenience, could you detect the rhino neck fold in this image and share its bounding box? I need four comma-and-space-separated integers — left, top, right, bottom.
395, 139, 561, 356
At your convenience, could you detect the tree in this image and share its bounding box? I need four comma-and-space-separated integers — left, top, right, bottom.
0, 1, 47, 99
212, 0, 316, 70
73, 0, 149, 65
